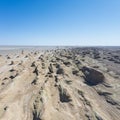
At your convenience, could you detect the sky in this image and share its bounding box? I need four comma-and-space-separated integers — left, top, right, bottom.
0, 0, 120, 46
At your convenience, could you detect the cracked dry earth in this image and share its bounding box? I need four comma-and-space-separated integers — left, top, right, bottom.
0, 48, 120, 120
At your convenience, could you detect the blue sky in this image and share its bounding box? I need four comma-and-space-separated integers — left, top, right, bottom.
0, 0, 120, 46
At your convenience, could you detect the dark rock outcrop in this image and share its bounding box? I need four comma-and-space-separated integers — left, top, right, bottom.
48, 63, 53, 73
58, 85, 72, 103
56, 68, 64, 75
9, 61, 14, 65
63, 61, 71, 66
82, 66, 105, 85
33, 67, 39, 76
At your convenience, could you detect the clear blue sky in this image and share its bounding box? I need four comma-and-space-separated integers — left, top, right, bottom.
0, 0, 120, 46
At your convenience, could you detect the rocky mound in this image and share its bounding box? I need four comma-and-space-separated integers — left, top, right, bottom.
82, 66, 105, 85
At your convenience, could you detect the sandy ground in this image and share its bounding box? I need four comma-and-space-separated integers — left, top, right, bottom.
0, 47, 120, 120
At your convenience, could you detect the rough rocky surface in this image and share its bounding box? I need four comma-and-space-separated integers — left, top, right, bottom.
82, 66, 105, 85
0, 47, 120, 120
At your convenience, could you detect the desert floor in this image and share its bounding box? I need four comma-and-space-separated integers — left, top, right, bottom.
0, 47, 120, 120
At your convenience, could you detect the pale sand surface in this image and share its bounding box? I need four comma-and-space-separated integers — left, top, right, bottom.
0, 46, 120, 120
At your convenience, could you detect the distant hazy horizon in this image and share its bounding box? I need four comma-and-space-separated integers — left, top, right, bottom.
0, 0, 120, 46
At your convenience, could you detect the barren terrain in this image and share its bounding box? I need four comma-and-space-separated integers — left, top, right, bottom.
0, 47, 120, 120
